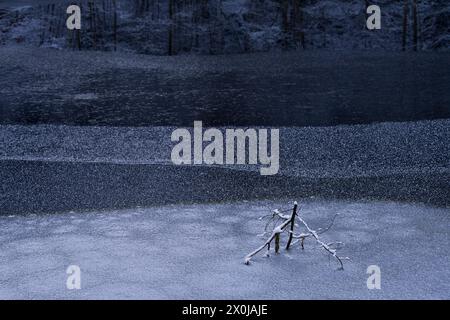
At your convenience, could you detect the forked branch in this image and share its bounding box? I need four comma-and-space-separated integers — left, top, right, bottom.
245, 202, 348, 270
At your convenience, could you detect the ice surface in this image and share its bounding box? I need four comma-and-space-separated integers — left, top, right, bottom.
1, 118, 449, 214
1, 119, 448, 178
0, 200, 448, 299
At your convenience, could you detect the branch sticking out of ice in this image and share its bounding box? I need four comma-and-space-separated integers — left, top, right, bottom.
245, 202, 348, 270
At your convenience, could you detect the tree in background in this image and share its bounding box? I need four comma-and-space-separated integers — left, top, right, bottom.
413, 0, 418, 51
3, 0, 446, 54
403, 0, 420, 51
278, 0, 305, 49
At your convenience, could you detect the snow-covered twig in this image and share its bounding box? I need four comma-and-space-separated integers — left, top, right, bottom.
295, 215, 349, 270
291, 212, 339, 245
245, 202, 348, 270
244, 212, 291, 265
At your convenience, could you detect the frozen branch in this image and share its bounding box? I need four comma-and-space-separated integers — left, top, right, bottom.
291, 212, 339, 244
245, 202, 348, 270
244, 214, 291, 265
296, 215, 349, 270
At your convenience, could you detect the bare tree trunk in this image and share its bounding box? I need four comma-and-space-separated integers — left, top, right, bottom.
77, 2, 82, 50
413, 0, 418, 51
402, 0, 409, 51
113, 0, 117, 51
280, 0, 289, 48
103, 0, 107, 28
281, 0, 289, 33
168, 0, 174, 55
59, 3, 66, 38
299, 0, 305, 49
365, 0, 370, 19
48, 4, 55, 37
291, 0, 300, 48
40, 4, 50, 45
88, 0, 97, 49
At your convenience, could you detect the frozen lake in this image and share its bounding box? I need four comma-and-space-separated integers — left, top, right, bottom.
0, 199, 448, 299
0, 47, 448, 299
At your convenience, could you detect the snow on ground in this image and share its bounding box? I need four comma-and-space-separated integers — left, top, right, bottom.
0, 199, 448, 299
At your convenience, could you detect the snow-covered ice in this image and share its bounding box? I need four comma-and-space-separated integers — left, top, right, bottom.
0, 200, 448, 299
1, 119, 449, 178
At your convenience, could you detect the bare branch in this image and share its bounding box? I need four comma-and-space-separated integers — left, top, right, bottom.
244, 217, 291, 265
316, 213, 340, 235
285, 202, 298, 250
245, 202, 348, 270
296, 215, 348, 270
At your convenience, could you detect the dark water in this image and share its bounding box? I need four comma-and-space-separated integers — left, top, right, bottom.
1, 51, 450, 126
